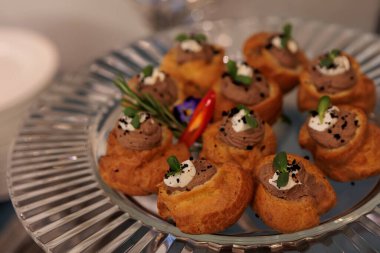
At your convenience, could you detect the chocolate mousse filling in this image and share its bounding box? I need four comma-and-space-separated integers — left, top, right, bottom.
309, 57, 357, 94
307, 109, 358, 149
138, 74, 178, 106
165, 158, 217, 193
218, 108, 265, 150
265, 34, 299, 69
176, 43, 218, 65
116, 115, 162, 150
258, 159, 326, 201
221, 69, 270, 105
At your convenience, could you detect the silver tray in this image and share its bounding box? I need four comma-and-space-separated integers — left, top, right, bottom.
7, 17, 380, 252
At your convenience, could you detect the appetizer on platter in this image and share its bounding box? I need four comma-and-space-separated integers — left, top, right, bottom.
201, 105, 276, 173
157, 156, 253, 234
252, 152, 336, 233
161, 33, 224, 97
127, 65, 184, 107
243, 24, 308, 93
299, 96, 380, 181
99, 109, 189, 196
298, 49, 376, 113
213, 60, 283, 124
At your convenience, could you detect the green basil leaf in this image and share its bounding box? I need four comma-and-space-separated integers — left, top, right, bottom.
192, 33, 207, 43
277, 172, 289, 188
131, 114, 141, 129
317, 96, 331, 123
167, 156, 181, 173
175, 33, 188, 42
245, 114, 258, 128
123, 107, 137, 117
319, 57, 333, 68
236, 104, 247, 111
226, 60, 237, 77
273, 151, 288, 173
283, 23, 292, 38
235, 75, 253, 86
142, 65, 154, 78
330, 49, 341, 58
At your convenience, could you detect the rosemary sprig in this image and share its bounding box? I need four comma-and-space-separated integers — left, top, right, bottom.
114, 76, 186, 138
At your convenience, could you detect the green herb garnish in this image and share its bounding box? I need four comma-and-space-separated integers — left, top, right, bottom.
123, 106, 141, 129
319, 49, 341, 68
131, 114, 141, 129
175, 33, 207, 43
281, 23, 292, 49
142, 65, 154, 78
123, 107, 138, 117
273, 151, 289, 188
317, 96, 331, 123
166, 156, 182, 176
226, 60, 253, 86
236, 104, 258, 128
114, 76, 185, 138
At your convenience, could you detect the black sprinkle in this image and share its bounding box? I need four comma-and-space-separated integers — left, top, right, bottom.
189, 156, 193, 160
255, 213, 260, 218
333, 134, 341, 140
118, 125, 122, 129
244, 87, 249, 92
318, 86, 325, 92
310, 110, 318, 117
219, 127, 225, 132
256, 76, 262, 82
341, 121, 348, 130
221, 111, 228, 116
114, 169, 119, 173
265, 44, 273, 50
341, 139, 345, 143
207, 165, 212, 168
229, 107, 240, 117
260, 92, 265, 98
254, 68, 261, 74
327, 129, 332, 134
246, 145, 254, 150
312, 66, 317, 71
260, 145, 266, 151
354, 120, 359, 127
304, 155, 310, 160
222, 72, 229, 78
176, 178, 180, 183
201, 169, 206, 172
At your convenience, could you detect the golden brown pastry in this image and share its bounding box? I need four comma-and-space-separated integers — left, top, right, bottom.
201, 106, 276, 173
99, 111, 189, 195
298, 50, 376, 113
252, 152, 336, 233
157, 157, 253, 234
161, 33, 224, 97
127, 65, 185, 107
213, 60, 283, 124
243, 24, 308, 93
299, 98, 380, 181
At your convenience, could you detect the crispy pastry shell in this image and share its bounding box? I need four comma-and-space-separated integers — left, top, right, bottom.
99, 127, 190, 196
160, 46, 225, 97
297, 54, 376, 113
243, 32, 308, 93
200, 122, 277, 173
252, 154, 336, 233
157, 162, 253, 234
299, 105, 380, 181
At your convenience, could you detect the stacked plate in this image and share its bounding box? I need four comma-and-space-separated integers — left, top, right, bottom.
0, 27, 58, 200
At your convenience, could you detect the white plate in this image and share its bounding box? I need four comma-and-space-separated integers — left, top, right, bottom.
0, 27, 58, 114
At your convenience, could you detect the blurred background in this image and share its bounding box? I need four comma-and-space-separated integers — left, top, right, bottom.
0, 0, 379, 251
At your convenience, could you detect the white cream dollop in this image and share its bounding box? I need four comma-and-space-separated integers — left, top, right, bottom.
164, 160, 196, 188
271, 36, 298, 53
231, 109, 251, 133
269, 170, 302, 190
118, 112, 149, 132
180, 39, 202, 53
140, 68, 165, 85
308, 106, 340, 132
236, 62, 253, 77
317, 55, 350, 76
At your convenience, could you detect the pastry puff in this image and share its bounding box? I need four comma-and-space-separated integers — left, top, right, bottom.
160, 46, 225, 97
157, 162, 253, 234
200, 122, 277, 173
298, 54, 376, 113
127, 73, 186, 106
252, 154, 336, 233
299, 105, 380, 181
243, 32, 308, 93
213, 78, 283, 124
99, 128, 190, 196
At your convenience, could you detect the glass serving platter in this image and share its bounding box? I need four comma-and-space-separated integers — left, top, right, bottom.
7, 17, 380, 252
